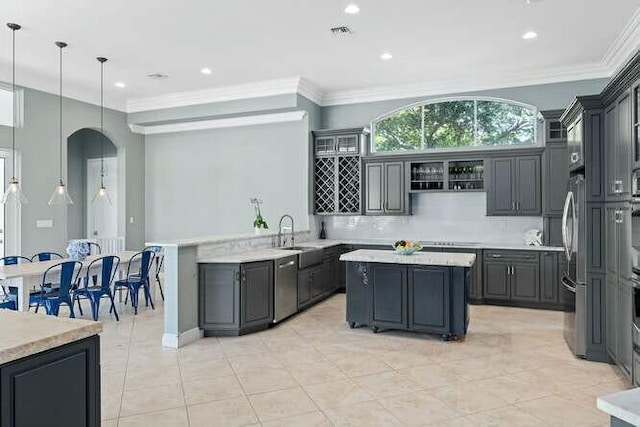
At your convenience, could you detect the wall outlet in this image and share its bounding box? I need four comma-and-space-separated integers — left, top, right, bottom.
129, 217, 134, 224
36, 219, 53, 228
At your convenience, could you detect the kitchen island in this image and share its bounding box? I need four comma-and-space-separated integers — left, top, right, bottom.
340, 249, 476, 340
0, 311, 102, 426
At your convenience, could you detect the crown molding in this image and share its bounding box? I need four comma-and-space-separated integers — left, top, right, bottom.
602, 7, 640, 74
126, 77, 302, 113
296, 77, 324, 105
130, 110, 307, 135
320, 62, 610, 106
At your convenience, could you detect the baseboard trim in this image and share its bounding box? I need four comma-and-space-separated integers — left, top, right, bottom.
162, 327, 204, 348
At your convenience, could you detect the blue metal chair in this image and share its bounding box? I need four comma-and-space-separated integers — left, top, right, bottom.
31, 252, 63, 262
38, 261, 82, 317
0, 256, 36, 311
144, 246, 165, 301
87, 242, 102, 255
0, 299, 15, 310
114, 251, 155, 315
74, 256, 120, 321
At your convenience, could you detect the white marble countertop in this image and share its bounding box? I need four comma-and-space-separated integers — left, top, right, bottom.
0, 311, 103, 365
597, 388, 640, 426
332, 238, 563, 252
340, 249, 476, 267
147, 229, 311, 248
199, 248, 305, 263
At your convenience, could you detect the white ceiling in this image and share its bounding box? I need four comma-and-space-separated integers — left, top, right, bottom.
1, 0, 640, 112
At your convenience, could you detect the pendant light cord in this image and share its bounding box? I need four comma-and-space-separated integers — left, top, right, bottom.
58, 44, 63, 183
11, 25, 16, 180
100, 59, 104, 188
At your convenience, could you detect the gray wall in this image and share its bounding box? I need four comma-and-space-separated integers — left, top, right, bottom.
145, 119, 309, 241
321, 78, 611, 129
0, 86, 145, 255
67, 128, 117, 240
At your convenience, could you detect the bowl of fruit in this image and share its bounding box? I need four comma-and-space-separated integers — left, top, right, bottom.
392, 240, 423, 255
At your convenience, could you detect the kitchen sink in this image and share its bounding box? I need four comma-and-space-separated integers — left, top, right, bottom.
278, 246, 323, 268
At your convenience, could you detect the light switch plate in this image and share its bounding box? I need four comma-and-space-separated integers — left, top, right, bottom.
36, 219, 53, 228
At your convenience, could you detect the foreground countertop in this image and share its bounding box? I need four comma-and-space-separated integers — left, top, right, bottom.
199, 248, 304, 263
597, 388, 640, 426
340, 249, 476, 267
0, 311, 103, 365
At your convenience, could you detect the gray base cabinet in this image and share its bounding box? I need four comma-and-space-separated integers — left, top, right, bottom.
345, 262, 469, 340
199, 261, 273, 336
298, 257, 340, 310
482, 251, 542, 306
0, 336, 101, 427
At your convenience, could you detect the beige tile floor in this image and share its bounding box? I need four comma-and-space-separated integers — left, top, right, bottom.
92, 293, 631, 426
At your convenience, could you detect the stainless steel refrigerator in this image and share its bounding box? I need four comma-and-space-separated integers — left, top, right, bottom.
562, 173, 587, 357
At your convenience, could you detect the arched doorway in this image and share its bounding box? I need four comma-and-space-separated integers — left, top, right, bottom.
66, 128, 120, 249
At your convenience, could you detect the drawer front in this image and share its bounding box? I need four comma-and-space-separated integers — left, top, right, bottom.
483, 250, 539, 263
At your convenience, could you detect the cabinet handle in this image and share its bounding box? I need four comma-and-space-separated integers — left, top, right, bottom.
511, 201, 515, 211
517, 201, 521, 211
235, 271, 241, 282
242, 270, 246, 282
491, 254, 502, 258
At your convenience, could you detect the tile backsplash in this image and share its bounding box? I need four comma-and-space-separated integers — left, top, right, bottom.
315, 192, 544, 244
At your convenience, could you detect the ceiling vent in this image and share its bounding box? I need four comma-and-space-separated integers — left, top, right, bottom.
331, 26, 352, 35
147, 73, 169, 80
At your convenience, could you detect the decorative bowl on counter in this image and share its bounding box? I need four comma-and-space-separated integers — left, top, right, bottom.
392, 240, 423, 255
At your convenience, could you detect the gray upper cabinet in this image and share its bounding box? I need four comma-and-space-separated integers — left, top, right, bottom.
487, 155, 541, 216
543, 144, 569, 216
365, 161, 408, 215
313, 128, 367, 215
604, 92, 632, 202
633, 82, 640, 171
487, 158, 515, 215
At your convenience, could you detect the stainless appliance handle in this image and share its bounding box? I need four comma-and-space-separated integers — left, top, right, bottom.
561, 276, 577, 293
562, 191, 574, 263
278, 260, 295, 268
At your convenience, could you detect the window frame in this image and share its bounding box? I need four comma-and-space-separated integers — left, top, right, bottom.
370, 96, 540, 155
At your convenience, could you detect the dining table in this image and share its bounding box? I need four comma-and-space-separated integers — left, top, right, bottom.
0, 251, 140, 311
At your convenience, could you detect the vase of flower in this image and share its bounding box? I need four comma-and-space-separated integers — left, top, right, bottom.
250, 197, 269, 233
66, 239, 90, 261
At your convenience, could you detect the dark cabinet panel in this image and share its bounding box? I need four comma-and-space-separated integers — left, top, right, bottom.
369, 264, 407, 328
345, 262, 369, 326
605, 275, 618, 361
541, 252, 559, 304
605, 103, 618, 200
619, 282, 633, 376
515, 156, 542, 216
384, 162, 405, 213
487, 156, 541, 216
487, 158, 515, 215
241, 261, 273, 328
617, 93, 632, 200
543, 144, 569, 216
511, 263, 540, 302
543, 216, 563, 247
297, 268, 312, 308
199, 264, 240, 330
0, 336, 100, 427
484, 262, 510, 300
365, 163, 384, 214
408, 267, 450, 334
365, 161, 407, 215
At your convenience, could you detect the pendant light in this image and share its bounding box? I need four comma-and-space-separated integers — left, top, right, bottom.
48, 41, 73, 205
92, 57, 112, 206
2, 23, 27, 205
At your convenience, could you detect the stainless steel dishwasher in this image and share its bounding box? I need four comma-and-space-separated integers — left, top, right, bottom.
274, 255, 298, 323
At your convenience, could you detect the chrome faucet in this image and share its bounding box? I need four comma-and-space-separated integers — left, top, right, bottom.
277, 214, 294, 248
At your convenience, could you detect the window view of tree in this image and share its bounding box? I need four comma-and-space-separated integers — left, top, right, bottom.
373, 99, 536, 152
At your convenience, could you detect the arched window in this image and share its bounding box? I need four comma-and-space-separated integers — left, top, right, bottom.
372, 98, 537, 152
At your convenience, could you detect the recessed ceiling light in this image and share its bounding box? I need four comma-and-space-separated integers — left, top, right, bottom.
200, 67, 213, 75
114, 82, 126, 88
344, 4, 360, 14
380, 52, 393, 61
522, 31, 538, 40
